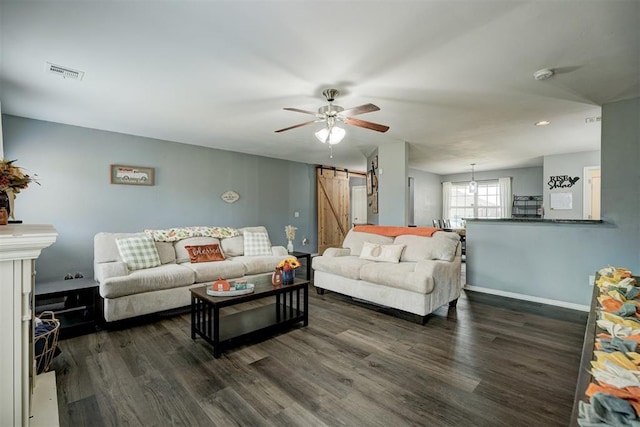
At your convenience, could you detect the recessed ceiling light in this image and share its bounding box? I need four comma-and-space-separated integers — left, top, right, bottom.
535, 120, 551, 126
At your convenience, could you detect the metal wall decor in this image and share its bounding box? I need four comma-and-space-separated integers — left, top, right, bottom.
548, 175, 580, 189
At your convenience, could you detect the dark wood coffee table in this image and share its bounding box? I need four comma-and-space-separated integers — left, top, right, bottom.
190, 275, 308, 358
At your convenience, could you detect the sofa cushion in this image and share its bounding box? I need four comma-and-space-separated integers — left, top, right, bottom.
229, 255, 289, 275
185, 244, 225, 263
243, 230, 272, 256
342, 230, 394, 256
99, 264, 195, 298
221, 235, 244, 256
156, 242, 176, 264
394, 233, 460, 262
312, 255, 373, 280
359, 262, 433, 294
115, 235, 162, 271
174, 237, 221, 263
359, 242, 405, 263
180, 260, 246, 282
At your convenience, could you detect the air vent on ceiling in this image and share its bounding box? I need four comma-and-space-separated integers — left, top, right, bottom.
585, 116, 601, 124
45, 62, 84, 80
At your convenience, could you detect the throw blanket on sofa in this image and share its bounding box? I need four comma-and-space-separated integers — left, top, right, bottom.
352, 225, 439, 237
144, 226, 240, 242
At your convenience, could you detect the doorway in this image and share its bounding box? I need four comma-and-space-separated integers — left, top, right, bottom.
583, 166, 601, 220
351, 186, 367, 225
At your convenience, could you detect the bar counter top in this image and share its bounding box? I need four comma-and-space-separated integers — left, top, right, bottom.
465, 218, 604, 225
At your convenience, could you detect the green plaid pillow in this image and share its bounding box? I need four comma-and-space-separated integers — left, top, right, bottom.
116, 235, 161, 271
243, 231, 272, 256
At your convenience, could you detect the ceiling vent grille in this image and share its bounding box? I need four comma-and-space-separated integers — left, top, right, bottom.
45, 62, 84, 80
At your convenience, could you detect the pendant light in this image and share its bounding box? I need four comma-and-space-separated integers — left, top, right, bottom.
468, 163, 477, 193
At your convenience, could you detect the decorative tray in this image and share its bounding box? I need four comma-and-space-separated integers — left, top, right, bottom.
206, 283, 255, 297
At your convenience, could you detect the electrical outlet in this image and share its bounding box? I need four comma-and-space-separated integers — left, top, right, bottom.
588, 275, 595, 286
294, 211, 299, 218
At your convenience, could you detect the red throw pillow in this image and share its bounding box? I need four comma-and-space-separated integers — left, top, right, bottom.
184, 244, 225, 263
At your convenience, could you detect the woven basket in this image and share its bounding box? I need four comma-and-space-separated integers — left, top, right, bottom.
34, 311, 60, 374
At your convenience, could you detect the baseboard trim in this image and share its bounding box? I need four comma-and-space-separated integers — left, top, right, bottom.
463, 284, 590, 312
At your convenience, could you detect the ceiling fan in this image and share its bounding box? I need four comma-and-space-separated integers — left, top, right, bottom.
275, 89, 389, 143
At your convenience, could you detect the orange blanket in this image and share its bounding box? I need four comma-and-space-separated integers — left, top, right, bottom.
353, 225, 439, 237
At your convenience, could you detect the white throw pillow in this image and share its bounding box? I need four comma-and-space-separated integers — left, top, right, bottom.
116, 235, 161, 271
359, 241, 405, 263
243, 231, 272, 256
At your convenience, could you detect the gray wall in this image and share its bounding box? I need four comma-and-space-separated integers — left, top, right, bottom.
3, 115, 317, 283
466, 97, 639, 307
378, 141, 408, 226
409, 168, 442, 226
543, 150, 600, 220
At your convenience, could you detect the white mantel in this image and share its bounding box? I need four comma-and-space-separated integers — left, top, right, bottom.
0, 224, 57, 426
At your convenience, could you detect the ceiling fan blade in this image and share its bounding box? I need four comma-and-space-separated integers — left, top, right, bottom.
283, 107, 317, 116
339, 103, 380, 117
274, 120, 318, 133
344, 117, 390, 133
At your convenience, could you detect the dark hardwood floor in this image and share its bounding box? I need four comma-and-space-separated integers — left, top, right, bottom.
53, 286, 587, 426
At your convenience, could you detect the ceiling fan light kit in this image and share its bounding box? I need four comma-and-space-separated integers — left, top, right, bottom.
315, 126, 345, 145
275, 88, 389, 148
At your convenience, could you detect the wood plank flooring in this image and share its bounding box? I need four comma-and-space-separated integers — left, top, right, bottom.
53, 287, 587, 426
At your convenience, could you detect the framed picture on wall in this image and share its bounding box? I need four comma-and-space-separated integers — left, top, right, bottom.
372, 192, 378, 214
367, 171, 373, 195
110, 164, 155, 186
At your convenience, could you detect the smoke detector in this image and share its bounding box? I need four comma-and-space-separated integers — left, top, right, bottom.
45, 62, 84, 80
533, 68, 554, 81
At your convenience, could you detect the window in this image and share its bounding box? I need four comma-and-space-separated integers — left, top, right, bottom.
445, 180, 505, 227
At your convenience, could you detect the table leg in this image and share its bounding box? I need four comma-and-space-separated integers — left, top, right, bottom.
190, 296, 196, 339
213, 306, 221, 358
303, 284, 308, 326
305, 254, 311, 280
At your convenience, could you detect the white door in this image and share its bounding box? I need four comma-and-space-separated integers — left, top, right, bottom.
583, 166, 601, 220
351, 186, 367, 225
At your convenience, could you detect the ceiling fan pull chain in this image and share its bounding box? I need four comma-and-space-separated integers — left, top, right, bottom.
329, 145, 333, 159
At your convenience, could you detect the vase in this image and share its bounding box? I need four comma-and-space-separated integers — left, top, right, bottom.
287, 240, 294, 253
272, 268, 283, 286
282, 268, 294, 285
0, 190, 10, 219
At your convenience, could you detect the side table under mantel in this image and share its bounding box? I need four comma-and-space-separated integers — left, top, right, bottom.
289, 251, 313, 281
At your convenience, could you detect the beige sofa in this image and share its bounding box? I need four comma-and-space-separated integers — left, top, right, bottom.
312, 227, 462, 323
94, 226, 289, 322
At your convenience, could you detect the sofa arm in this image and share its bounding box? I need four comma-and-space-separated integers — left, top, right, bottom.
415, 259, 461, 288
272, 246, 288, 256
322, 247, 351, 257
95, 261, 128, 283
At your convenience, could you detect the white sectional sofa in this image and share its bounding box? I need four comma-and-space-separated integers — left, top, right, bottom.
312, 226, 462, 323
94, 226, 289, 322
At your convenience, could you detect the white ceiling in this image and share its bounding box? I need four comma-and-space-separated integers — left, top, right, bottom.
1, 1, 638, 174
